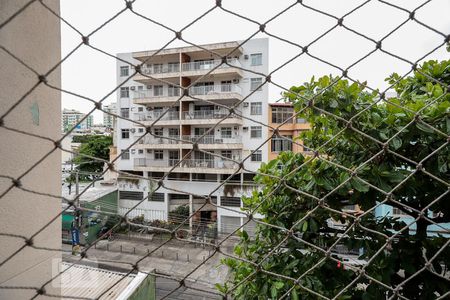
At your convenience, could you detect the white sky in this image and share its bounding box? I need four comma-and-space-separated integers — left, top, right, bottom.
60, 0, 450, 124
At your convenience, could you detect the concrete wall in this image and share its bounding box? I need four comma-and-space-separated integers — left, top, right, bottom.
0, 1, 61, 298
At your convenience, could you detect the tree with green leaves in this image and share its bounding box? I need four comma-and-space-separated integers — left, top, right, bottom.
219, 59, 449, 299
73, 135, 112, 177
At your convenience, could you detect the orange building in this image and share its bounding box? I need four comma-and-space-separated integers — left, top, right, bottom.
268, 103, 311, 160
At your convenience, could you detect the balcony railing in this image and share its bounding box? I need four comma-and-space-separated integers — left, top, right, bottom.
134, 111, 179, 122
189, 84, 242, 96
140, 64, 180, 75
134, 158, 239, 169
181, 135, 242, 144
132, 89, 181, 100
183, 109, 241, 120
181, 58, 241, 72
136, 135, 180, 145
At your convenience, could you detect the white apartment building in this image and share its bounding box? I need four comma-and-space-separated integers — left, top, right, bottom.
62, 108, 93, 132
115, 38, 268, 235
103, 102, 117, 128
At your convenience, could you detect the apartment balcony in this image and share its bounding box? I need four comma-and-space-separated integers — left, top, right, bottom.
133, 111, 180, 126
134, 135, 243, 150
135, 135, 182, 149
133, 158, 240, 174
132, 89, 181, 105
181, 109, 243, 125
181, 135, 243, 149
188, 84, 243, 101
133, 65, 180, 82
181, 58, 243, 78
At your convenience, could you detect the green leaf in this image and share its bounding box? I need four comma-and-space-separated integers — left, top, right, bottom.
302, 221, 308, 232
416, 122, 434, 133
390, 137, 402, 150
330, 99, 339, 108
291, 288, 299, 300
274, 281, 284, 289
351, 178, 369, 192
271, 285, 278, 299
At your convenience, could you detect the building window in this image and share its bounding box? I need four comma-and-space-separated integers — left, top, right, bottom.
153, 64, 163, 74
138, 149, 143, 154
138, 128, 144, 133
296, 117, 306, 123
250, 53, 262, 66
221, 127, 232, 139
154, 85, 163, 96
272, 106, 294, 124
119, 191, 142, 200
251, 150, 262, 162
138, 106, 144, 112
149, 192, 165, 202
221, 196, 241, 207
168, 128, 179, 137
121, 149, 130, 160
168, 62, 179, 72
120, 66, 129, 77
121, 129, 130, 139
154, 128, 163, 136
250, 102, 262, 115
250, 126, 262, 138
120, 108, 129, 118
250, 78, 262, 91
168, 85, 180, 97
221, 150, 232, 159
154, 150, 164, 160
271, 136, 293, 152
120, 87, 129, 98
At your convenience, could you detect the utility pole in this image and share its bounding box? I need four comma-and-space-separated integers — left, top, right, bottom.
71, 169, 81, 255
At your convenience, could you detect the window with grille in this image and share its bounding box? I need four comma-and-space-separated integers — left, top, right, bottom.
272, 106, 294, 123
221, 150, 232, 159
221, 127, 232, 138
149, 192, 165, 202
250, 78, 262, 91
154, 85, 163, 96
251, 150, 262, 162
119, 191, 143, 200
120, 87, 129, 98
250, 53, 262, 66
153, 64, 163, 73
154, 150, 164, 160
250, 102, 262, 115
121, 129, 130, 139
121, 150, 130, 160
120, 66, 129, 77
271, 136, 293, 152
250, 126, 262, 138
120, 108, 129, 118
221, 196, 241, 207
168, 62, 179, 72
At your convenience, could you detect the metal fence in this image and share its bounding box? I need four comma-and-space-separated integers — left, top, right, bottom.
0, 0, 449, 299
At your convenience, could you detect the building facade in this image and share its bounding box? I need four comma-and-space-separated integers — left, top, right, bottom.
103, 102, 117, 129
62, 108, 93, 132
115, 38, 269, 235
268, 102, 311, 160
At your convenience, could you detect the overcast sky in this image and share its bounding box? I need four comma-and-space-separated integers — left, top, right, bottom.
60, 0, 450, 124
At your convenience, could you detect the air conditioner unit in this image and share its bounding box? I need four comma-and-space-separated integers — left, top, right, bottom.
243, 126, 249, 131
243, 102, 249, 107
244, 55, 249, 60
146, 107, 152, 111
131, 149, 136, 154
232, 79, 239, 84
130, 86, 135, 90
130, 128, 136, 133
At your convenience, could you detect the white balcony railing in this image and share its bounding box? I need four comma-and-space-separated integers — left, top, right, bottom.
140, 64, 180, 75
183, 109, 241, 120
181, 135, 242, 144
136, 135, 180, 145
134, 111, 179, 122
181, 58, 241, 72
132, 88, 181, 100
134, 158, 239, 169
189, 84, 242, 96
